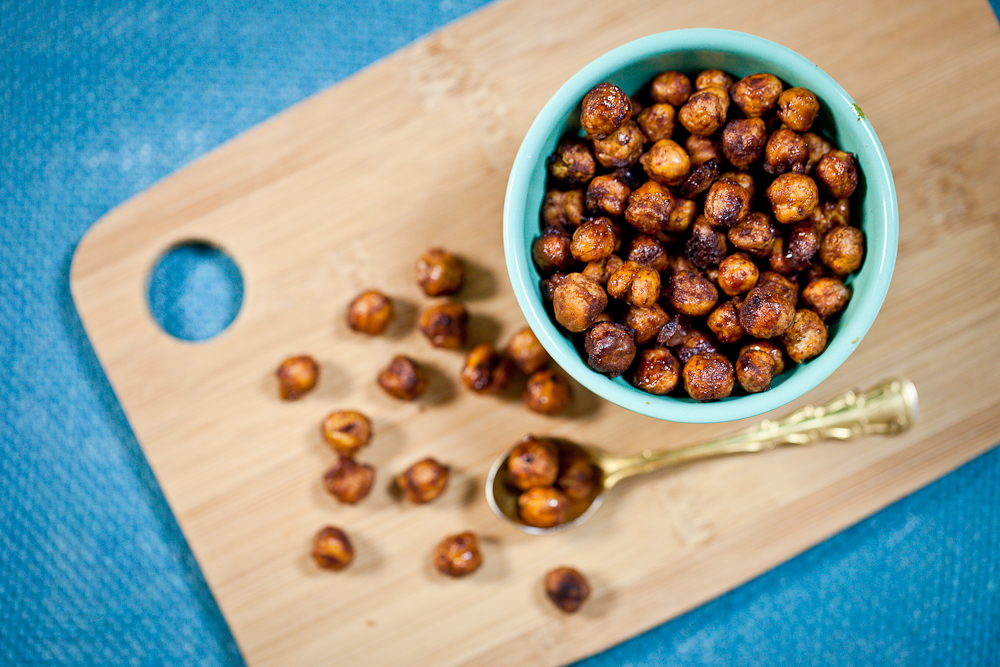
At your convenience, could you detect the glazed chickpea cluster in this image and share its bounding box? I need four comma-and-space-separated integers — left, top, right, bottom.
506, 436, 601, 529
534, 70, 865, 401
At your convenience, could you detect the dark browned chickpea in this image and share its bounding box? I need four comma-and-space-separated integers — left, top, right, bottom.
766, 173, 819, 224
624, 303, 670, 345
545, 567, 591, 613
397, 457, 449, 504
717, 252, 759, 296
275, 355, 319, 400
730, 73, 783, 117
347, 290, 394, 335
757, 271, 799, 306
626, 235, 670, 272
682, 352, 734, 401
508, 436, 560, 489
556, 446, 600, 501
552, 273, 608, 333
586, 174, 631, 218
704, 178, 751, 228
549, 137, 596, 185
639, 139, 691, 186
636, 103, 676, 142
740, 339, 786, 375
540, 272, 568, 303
820, 226, 865, 275
581, 82, 632, 139
668, 269, 719, 317
685, 216, 728, 270
584, 321, 636, 377
504, 327, 549, 375
695, 69, 734, 92
631, 347, 681, 395
673, 328, 720, 364
722, 118, 767, 169
728, 212, 778, 258
781, 309, 828, 363
461, 343, 514, 394
786, 221, 821, 271
321, 410, 372, 455
593, 120, 646, 169
706, 299, 745, 344
811, 198, 851, 236
664, 197, 697, 234
764, 128, 809, 175
434, 531, 482, 577
679, 158, 720, 199
650, 70, 691, 106
571, 217, 618, 263
416, 248, 464, 297
815, 150, 859, 198
418, 301, 469, 350
532, 226, 574, 274
524, 369, 573, 415
739, 284, 796, 338
313, 526, 354, 571
324, 455, 375, 504
777, 87, 821, 132
542, 189, 586, 230
377, 355, 427, 400
625, 180, 675, 234
803, 132, 833, 174
518, 486, 570, 528
735, 346, 779, 394
606, 260, 661, 308
678, 89, 727, 137
767, 235, 795, 276
801, 276, 851, 320
582, 254, 624, 287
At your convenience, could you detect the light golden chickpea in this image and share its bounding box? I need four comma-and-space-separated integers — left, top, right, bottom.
685, 216, 728, 270
434, 531, 482, 577
636, 103, 676, 142
549, 137, 596, 185
321, 410, 372, 455
593, 120, 646, 169
523, 369, 573, 415
556, 446, 600, 501
518, 486, 570, 528
324, 455, 375, 504
542, 189, 586, 229
504, 327, 549, 375
584, 321, 636, 377
377, 355, 427, 400
397, 457, 449, 504
586, 174, 631, 218
313, 526, 354, 571
764, 128, 809, 175
552, 273, 608, 333
717, 252, 759, 296
704, 178, 751, 228
571, 217, 618, 263
545, 567, 591, 613
820, 226, 865, 275
416, 248, 464, 297
803, 132, 833, 174
582, 254, 624, 287
735, 346, 779, 394
678, 89, 727, 137
347, 290, 394, 335
639, 139, 691, 186
722, 118, 767, 169
626, 234, 670, 273
418, 301, 469, 350
683, 351, 735, 401
625, 180, 675, 234
801, 276, 851, 320
275, 355, 319, 400
706, 299, 745, 344
581, 82, 632, 139
739, 284, 796, 338
631, 347, 681, 395
728, 212, 778, 258
815, 150, 859, 198
668, 269, 719, 317
777, 87, 821, 132
695, 69, 734, 92
606, 260, 661, 308
532, 226, 574, 273
730, 73, 783, 117
650, 70, 692, 106
665, 197, 698, 234
766, 172, 819, 224
781, 309, 828, 363
508, 436, 560, 489
678, 157, 720, 199
461, 343, 514, 394
624, 302, 670, 345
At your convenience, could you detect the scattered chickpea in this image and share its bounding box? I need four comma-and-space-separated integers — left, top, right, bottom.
695, 69, 734, 92
434, 531, 483, 577
347, 290, 394, 335
324, 455, 375, 504
740, 340, 786, 376
706, 299, 745, 344
685, 134, 723, 167
396, 457, 449, 504
417, 301, 469, 350
803, 132, 834, 174
584, 321, 636, 377
666, 197, 698, 233
684, 215, 728, 270
275, 355, 319, 400
580, 82, 632, 139
503, 327, 549, 375
524, 369, 573, 415
786, 221, 821, 271
626, 234, 670, 273
416, 248, 464, 297
460, 343, 514, 394
545, 567, 591, 613
313, 526, 354, 571
682, 351, 735, 402
518, 486, 570, 529
321, 410, 372, 455
717, 252, 760, 296
377, 355, 427, 400
735, 346, 779, 394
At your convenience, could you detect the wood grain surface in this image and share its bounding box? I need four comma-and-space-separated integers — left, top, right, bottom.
70, 0, 1000, 665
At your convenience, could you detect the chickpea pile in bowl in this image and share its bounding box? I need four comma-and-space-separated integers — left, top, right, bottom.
504, 30, 897, 422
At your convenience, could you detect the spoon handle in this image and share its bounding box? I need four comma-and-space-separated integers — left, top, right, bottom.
599, 377, 918, 488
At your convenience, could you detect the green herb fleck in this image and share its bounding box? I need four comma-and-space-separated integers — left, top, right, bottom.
852, 103, 865, 121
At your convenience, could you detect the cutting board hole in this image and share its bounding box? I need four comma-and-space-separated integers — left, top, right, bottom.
147, 241, 244, 341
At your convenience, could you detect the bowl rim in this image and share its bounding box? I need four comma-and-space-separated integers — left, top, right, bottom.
503, 29, 898, 423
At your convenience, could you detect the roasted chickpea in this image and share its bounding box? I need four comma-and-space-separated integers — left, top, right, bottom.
552, 273, 608, 333
275, 355, 319, 400
586, 174, 632, 217
684, 216, 728, 270
639, 139, 691, 186
584, 321, 636, 377
377, 355, 427, 400
626, 234, 670, 272
801, 276, 851, 320
820, 225, 865, 275
636, 103, 676, 142
777, 87, 821, 132
321, 410, 372, 455
735, 346, 779, 394
631, 347, 681, 395
786, 221, 821, 271
324, 455, 375, 504
548, 137, 596, 185
704, 178, 751, 228
678, 89, 727, 137
815, 150, 859, 198
740, 340, 786, 375
684, 134, 723, 167
518, 486, 570, 529
781, 309, 828, 363
532, 226, 574, 274
556, 446, 600, 501
650, 70, 692, 106
540, 272, 568, 302
524, 369, 573, 415
673, 328, 720, 364
668, 269, 719, 317
767, 235, 794, 276
764, 128, 809, 175
507, 436, 560, 489
313, 526, 354, 571
582, 254, 624, 287
757, 271, 799, 306
739, 284, 796, 338
624, 302, 670, 345
717, 252, 759, 296
461, 343, 514, 394
581, 82, 632, 139
665, 197, 698, 233
728, 212, 778, 258
347, 290, 394, 335
545, 567, 591, 613
683, 351, 734, 401
766, 172, 819, 224
606, 260, 661, 308
722, 118, 767, 169
542, 189, 586, 229
504, 327, 549, 375
397, 457, 449, 504
730, 73, 783, 117
695, 69, 734, 92
418, 301, 469, 350
625, 180, 675, 234
707, 299, 745, 344
593, 120, 646, 169
655, 313, 693, 347
679, 157, 720, 199
416, 248, 464, 297
811, 198, 851, 236
571, 217, 618, 263
434, 531, 482, 577
720, 170, 756, 202
803, 132, 833, 174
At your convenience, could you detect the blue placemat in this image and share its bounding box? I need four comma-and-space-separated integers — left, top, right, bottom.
2, 1, 999, 665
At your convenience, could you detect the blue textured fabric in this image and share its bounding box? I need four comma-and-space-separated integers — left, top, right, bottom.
2, 1, 999, 665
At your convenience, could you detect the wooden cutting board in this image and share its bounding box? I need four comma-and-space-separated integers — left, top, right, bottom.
70, 0, 1000, 664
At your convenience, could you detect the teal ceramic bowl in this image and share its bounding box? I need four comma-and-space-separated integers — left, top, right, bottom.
503, 29, 898, 423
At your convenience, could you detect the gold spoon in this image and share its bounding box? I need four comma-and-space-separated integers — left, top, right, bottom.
486, 377, 918, 535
